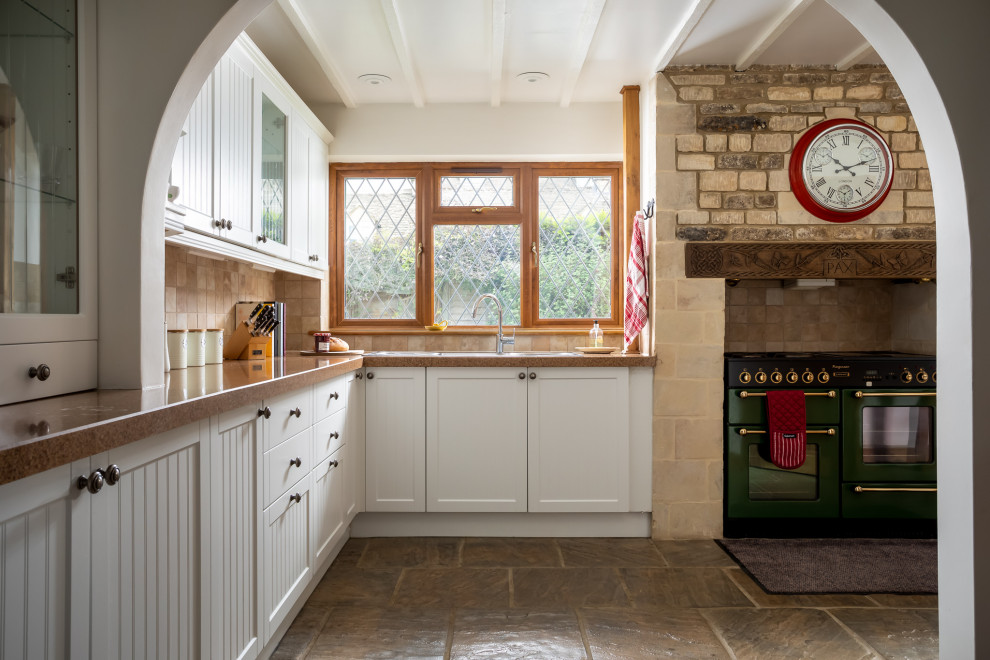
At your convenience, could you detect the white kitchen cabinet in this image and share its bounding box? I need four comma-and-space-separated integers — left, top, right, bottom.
365, 367, 426, 512
344, 370, 365, 520
426, 368, 528, 512
207, 404, 263, 660
312, 449, 344, 567
170, 69, 217, 236
262, 472, 313, 642
527, 368, 630, 512
0, 460, 91, 660
89, 421, 205, 660
307, 131, 329, 269
253, 75, 292, 260
216, 42, 256, 248
288, 116, 329, 268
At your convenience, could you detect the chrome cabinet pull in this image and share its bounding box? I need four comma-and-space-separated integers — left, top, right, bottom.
853, 486, 937, 493
289, 493, 302, 504
737, 428, 835, 436
77, 470, 105, 494
258, 407, 272, 419
738, 390, 835, 398
289, 407, 302, 418
289, 457, 302, 468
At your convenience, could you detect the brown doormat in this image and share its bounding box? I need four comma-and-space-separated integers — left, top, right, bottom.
716, 538, 938, 594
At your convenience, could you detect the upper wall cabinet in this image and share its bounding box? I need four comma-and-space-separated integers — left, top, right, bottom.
167, 35, 332, 274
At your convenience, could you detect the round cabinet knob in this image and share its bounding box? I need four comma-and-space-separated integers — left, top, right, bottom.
289, 493, 302, 504
289, 407, 302, 418
289, 457, 302, 468
28, 364, 51, 381
802, 371, 815, 384
900, 369, 913, 384
310, 255, 318, 261
916, 369, 929, 384
329, 431, 339, 440
330, 460, 339, 468
257, 235, 268, 243
77, 470, 105, 494
214, 219, 224, 228
770, 371, 783, 384
225, 219, 233, 230
330, 392, 339, 400
738, 370, 751, 384
818, 371, 830, 384
786, 371, 799, 384
103, 464, 121, 486
754, 371, 767, 384
258, 406, 272, 419
518, 372, 526, 380
356, 373, 364, 380
367, 372, 375, 380
529, 372, 536, 380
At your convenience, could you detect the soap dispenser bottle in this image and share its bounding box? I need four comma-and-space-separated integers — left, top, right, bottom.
589, 320, 603, 348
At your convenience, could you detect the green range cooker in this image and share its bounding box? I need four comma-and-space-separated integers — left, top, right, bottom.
723, 351, 937, 538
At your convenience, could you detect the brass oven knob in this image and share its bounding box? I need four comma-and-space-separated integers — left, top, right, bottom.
933, 371, 937, 383
802, 371, 814, 384
739, 370, 751, 384
817, 371, 830, 384
754, 371, 767, 384
916, 369, 929, 384
786, 371, 799, 384
900, 369, 913, 384
770, 370, 783, 384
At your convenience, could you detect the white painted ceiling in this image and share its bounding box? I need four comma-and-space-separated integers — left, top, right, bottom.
244, 0, 884, 109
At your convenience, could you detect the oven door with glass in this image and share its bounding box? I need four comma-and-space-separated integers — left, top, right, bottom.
841, 389, 937, 519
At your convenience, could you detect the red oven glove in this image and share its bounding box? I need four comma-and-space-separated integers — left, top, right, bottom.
765, 390, 807, 469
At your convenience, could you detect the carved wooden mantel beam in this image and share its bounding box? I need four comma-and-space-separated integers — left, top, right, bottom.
684, 241, 936, 279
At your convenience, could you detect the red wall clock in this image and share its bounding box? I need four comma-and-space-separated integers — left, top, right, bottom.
788, 118, 895, 223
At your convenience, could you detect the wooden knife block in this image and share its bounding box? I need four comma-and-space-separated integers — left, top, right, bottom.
223, 321, 272, 361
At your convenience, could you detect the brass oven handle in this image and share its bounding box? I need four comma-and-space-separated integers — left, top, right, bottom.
738, 391, 835, 398
737, 428, 835, 436
853, 486, 937, 493
853, 391, 937, 398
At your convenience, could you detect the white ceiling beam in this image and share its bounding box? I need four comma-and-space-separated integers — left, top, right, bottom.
734, 0, 815, 71
559, 0, 607, 108
379, 0, 426, 108
836, 40, 874, 70
276, 0, 358, 109
651, 0, 714, 73
490, 0, 507, 107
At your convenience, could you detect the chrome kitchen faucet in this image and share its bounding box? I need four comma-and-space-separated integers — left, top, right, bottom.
471, 293, 514, 354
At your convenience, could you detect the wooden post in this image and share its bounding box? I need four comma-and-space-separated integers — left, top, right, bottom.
621, 85, 641, 353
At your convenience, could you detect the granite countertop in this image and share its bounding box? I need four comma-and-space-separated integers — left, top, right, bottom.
0, 355, 362, 486
0, 351, 656, 487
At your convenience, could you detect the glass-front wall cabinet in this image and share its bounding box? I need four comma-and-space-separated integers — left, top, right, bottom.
260, 92, 286, 246
1, 0, 78, 315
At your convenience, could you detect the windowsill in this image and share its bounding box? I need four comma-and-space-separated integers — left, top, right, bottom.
320, 327, 626, 336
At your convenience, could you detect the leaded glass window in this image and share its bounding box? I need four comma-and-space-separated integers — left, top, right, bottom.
439, 176, 514, 207
434, 225, 521, 325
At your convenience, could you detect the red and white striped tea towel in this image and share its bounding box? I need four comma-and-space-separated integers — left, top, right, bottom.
624, 210, 649, 347
765, 390, 807, 469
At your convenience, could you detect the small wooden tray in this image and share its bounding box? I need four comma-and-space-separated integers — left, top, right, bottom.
299, 349, 365, 356
574, 346, 617, 355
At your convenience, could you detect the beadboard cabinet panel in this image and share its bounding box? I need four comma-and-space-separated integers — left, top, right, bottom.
313, 450, 344, 567
262, 474, 313, 643
365, 368, 426, 512
344, 371, 366, 520
170, 70, 217, 235
216, 43, 256, 248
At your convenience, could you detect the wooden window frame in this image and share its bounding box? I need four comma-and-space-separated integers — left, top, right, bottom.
329, 162, 624, 332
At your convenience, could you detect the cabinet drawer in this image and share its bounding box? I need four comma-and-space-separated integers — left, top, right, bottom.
264, 427, 313, 508
727, 388, 840, 425
314, 409, 345, 465
0, 340, 97, 406
265, 387, 313, 451
314, 375, 346, 421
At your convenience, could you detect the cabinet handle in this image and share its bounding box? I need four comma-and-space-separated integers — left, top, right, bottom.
518, 372, 525, 379
289, 493, 302, 504
330, 392, 339, 400
367, 372, 375, 380
225, 219, 233, 230
28, 364, 51, 381
258, 406, 272, 419
330, 460, 339, 468
356, 373, 363, 380
77, 470, 105, 494
214, 219, 224, 228
309, 254, 318, 261
289, 407, 302, 418
257, 235, 268, 244
103, 464, 121, 486
329, 431, 339, 440
529, 372, 536, 380
289, 457, 302, 468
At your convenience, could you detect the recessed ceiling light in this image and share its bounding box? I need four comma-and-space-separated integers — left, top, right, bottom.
358, 74, 392, 86
516, 72, 550, 84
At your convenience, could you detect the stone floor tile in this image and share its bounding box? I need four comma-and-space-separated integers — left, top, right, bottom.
701, 607, 876, 660
307, 606, 450, 660
328, 537, 367, 568
654, 540, 737, 567
307, 566, 402, 606
269, 605, 330, 660
620, 568, 753, 609
867, 593, 939, 608
391, 568, 510, 608
512, 567, 631, 609
357, 537, 462, 568
557, 538, 665, 567
449, 610, 588, 660
726, 567, 878, 608
461, 537, 562, 567
581, 607, 731, 659
830, 607, 939, 660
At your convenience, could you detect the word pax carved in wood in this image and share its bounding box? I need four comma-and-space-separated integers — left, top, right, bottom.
684, 241, 936, 279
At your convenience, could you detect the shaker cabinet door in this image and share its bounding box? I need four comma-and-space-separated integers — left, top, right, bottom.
365, 368, 426, 512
